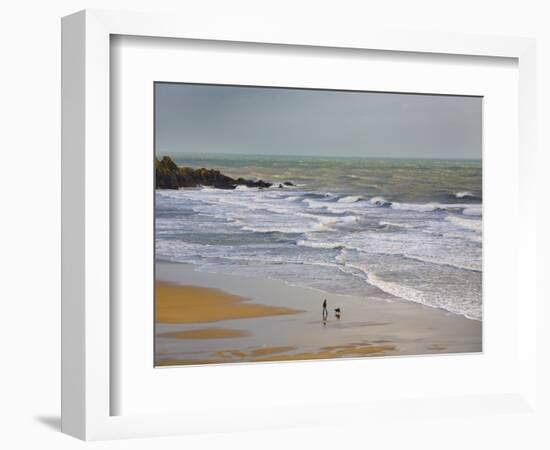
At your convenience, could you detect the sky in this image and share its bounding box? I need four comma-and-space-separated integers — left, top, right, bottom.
155, 82, 482, 159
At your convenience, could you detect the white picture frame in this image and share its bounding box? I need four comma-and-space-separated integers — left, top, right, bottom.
61, 9, 537, 441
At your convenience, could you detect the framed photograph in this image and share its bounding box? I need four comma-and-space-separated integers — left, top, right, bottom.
153, 82, 483, 367
61, 9, 537, 440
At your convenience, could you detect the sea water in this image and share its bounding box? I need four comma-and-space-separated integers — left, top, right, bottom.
155, 154, 482, 321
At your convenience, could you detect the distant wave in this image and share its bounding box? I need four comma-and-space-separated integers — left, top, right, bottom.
462, 206, 482, 216
390, 201, 442, 212
378, 221, 411, 230
391, 201, 481, 214
446, 215, 482, 233
370, 196, 392, 207
455, 191, 481, 200
303, 198, 328, 209
337, 195, 362, 203
284, 196, 302, 202
317, 215, 360, 229
304, 197, 366, 214
296, 240, 344, 249
240, 224, 315, 234
302, 192, 333, 199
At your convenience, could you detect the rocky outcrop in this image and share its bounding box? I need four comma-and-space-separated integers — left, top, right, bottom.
155, 155, 293, 190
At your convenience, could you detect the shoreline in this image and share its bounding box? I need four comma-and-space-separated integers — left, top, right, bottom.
155, 262, 482, 366
156, 257, 481, 324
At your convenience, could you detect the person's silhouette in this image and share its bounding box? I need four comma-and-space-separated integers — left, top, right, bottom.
322, 299, 328, 320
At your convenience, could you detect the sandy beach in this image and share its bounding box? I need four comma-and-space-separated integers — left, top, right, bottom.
156, 282, 300, 324
155, 262, 482, 366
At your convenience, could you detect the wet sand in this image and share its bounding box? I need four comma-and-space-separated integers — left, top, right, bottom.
156, 343, 396, 366
156, 282, 300, 324
155, 262, 482, 367
157, 327, 251, 340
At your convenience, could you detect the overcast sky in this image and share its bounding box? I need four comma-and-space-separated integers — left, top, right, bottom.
155, 83, 481, 159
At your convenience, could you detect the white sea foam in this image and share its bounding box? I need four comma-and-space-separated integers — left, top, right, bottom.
462, 206, 482, 216
337, 195, 361, 203
240, 225, 315, 234
391, 201, 475, 213
367, 273, 481, 320
335, 249, 482, 320
391, 201, 440, 212
296, 240, 344, 249
303, 198, 328, 209
368, 273, 424, 304
446, 215, 482, 233
318, 215, 359, 227
378, 221, 411, 229
336, 228, 482, 272
370, 196, 391, 206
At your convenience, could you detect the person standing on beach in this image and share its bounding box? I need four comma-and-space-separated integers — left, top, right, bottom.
322, 299, 328, 319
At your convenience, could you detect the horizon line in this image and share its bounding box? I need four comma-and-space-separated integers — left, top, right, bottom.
158, 151, 482, 161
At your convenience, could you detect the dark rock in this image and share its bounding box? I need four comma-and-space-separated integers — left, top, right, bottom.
155, 155, 280, 190
155, 156, 180, 189
283, 181, 294, 186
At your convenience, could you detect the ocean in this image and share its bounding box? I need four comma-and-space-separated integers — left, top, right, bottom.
155, 154, 482, 321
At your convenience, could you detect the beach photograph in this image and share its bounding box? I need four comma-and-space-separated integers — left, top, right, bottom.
154, 82, 482, 367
